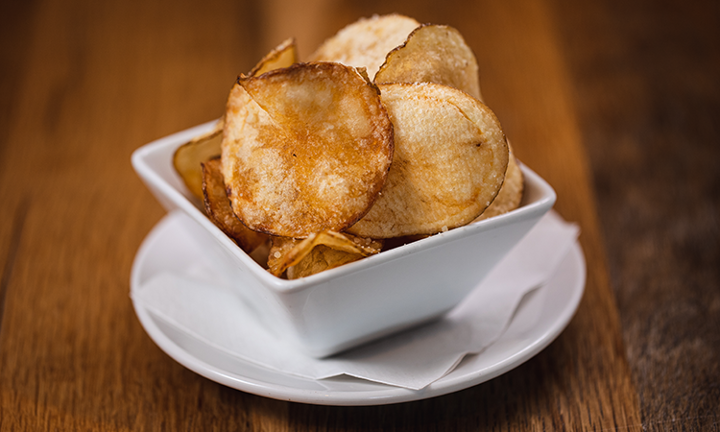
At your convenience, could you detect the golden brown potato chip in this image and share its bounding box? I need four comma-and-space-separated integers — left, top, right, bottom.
346, 82, 508, 238
375, 24, 483, 101
201, 158, 268, 253
247, 37, 298, 77
222, 62, 394, 238
287, 246, 364, 279
475, 144, 524, 221
308, 14, 420, 78
266, 236, 300, 276
173, 121, 224, 199
267, 231, 382, 277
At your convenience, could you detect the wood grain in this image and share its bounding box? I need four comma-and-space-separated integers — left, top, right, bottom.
551, 0, 720, 430
0, 0, 715, 430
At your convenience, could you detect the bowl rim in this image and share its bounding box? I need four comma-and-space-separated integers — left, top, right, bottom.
132, 120, 557, 294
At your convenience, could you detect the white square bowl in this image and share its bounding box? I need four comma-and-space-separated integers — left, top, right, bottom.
132, 120, 556, 358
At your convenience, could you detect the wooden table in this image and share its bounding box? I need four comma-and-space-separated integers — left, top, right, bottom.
1, 0, 718, 430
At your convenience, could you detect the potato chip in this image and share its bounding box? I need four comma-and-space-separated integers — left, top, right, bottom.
475, 143, 524, 221
375, 24, 483, 101
267, 231, 382, 277
222, 62, 394, 238
173, 39, 298, 199
308, 14, 420, 78
266, 236, 300, 276
172, 120, 224, 199
346, 82, 508, 238
247, 37, 298, 77
201, 157, 268, 252
287, 246, 364, 279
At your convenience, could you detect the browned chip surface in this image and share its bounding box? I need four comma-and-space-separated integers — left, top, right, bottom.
201, 158, 268, 252
346, 82, 508, 238
308, 14, 420, 78
222, 62, 394, 238
375, 24, 483, 101
475, 145, 524, 221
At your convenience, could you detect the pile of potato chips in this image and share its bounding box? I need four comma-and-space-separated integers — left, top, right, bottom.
173, 14, 524, 279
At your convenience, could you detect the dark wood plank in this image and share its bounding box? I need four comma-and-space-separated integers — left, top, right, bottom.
0, 0, 39, 336
551, 0, 720, 430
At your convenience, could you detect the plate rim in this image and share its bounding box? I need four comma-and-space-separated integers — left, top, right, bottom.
131, 212, 586, 406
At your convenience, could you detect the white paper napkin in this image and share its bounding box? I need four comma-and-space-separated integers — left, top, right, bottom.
132, 212, 579, 390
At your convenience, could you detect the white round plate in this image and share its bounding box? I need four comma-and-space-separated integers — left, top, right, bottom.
131, 212, 586, 406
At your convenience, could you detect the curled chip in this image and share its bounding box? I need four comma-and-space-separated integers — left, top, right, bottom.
346, 82, 508, 238
222, 62, 394, 238
172, 39, 298, 200
173, 121, 224, 199
266, 237, 299, 276
201, 157, 268, 253
267, 231, 383, 277
247, 37, 298, 77
375, 24, 483, 101
309, 14, 420, 78
287, 245, 367, 279
475, 143, 524, 221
